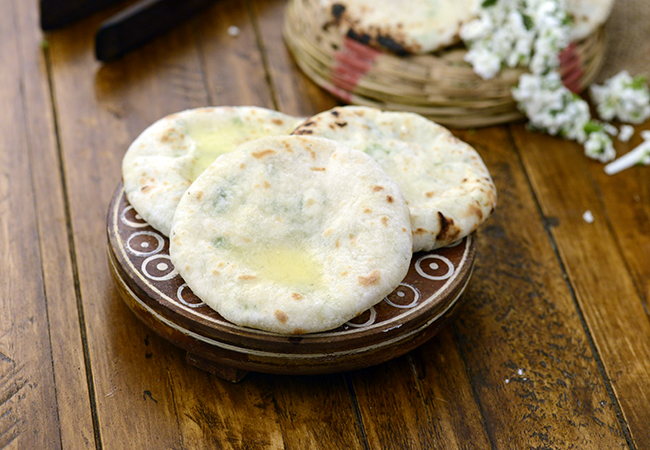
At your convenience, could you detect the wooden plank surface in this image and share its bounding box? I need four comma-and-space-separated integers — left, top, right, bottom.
512, 124, 650, 447
12, 0, 97, 447
0, 1, 64, 448
459, 126, 628, 448
2, 0, 649, 448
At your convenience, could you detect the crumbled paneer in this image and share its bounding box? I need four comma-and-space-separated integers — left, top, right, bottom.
618, 125, 635, 142
460, 0, 571, 79
512, 72, 590, 141
512, 73, 616, 162
590, 71, 650, 124
583, 129, 616, 162
465, 0, 650, 169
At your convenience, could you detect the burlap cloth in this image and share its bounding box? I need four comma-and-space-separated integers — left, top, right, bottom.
599, 0, 650, 81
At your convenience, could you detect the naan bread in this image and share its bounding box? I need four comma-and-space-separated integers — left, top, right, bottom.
318, 0, 480, 54
169, 135, 413, 334
292, 106, 496, 251
122, 106, 304, 236
567, 0, 614, 41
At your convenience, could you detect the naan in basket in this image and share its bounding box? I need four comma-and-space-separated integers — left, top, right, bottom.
122, 106, 304, 236
169, 135, 413, 334
318, 0, 479, 54
567, 0, 614, 41
292, 106, 497, 251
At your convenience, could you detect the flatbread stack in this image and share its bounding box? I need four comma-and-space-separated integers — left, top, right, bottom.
122, 106, 304, 236
121, 105, 497, 335
282, 0, 613, 128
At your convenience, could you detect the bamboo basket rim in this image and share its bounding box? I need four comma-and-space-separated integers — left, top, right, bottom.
283, 0, 608, 128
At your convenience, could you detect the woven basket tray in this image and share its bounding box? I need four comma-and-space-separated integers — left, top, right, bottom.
283, 0, 607, 128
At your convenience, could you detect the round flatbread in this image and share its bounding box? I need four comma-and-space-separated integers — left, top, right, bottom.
169, 135, 413, 334
292, 106, 497, 252
318, 0, 480, 54
567, 0, 614, 41
122, 106, 304, 236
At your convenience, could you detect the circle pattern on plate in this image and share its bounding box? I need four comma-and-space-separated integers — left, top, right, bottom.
112, 187, 471, 335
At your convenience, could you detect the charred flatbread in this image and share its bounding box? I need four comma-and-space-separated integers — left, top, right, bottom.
567, 0, 614, 41
318, 0, 479, 54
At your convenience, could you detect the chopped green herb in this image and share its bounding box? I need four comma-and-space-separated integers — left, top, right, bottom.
212, 236, 227, 248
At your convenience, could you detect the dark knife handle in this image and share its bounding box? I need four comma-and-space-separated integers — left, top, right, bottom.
40, 0, 124, 30
95, 0, 215, 62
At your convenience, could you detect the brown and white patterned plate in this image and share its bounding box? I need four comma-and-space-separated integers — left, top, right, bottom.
107, 183, 476, 381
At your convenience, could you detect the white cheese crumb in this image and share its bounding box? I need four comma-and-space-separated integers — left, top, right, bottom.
602, 123, 618, 136
582, 210, 594, 223
583, 129, 616, 162
512, 72, 589, 142
618, 125, 635, 142
512, 73, 617, 162
228, 26, 241, 37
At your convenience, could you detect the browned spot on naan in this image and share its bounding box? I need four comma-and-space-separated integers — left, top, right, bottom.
468, 202, 483, 221
252, 149, 276, 159
436, 212, 461, 242
358, 270, 381, 286
275, 310, 288, 323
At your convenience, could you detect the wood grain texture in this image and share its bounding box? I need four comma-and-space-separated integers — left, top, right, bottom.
249, 0, 339, 117
45, 3, 291, 448
4, 0, 650, 447
349, 356, 438, 449
0, 1, 62, 447
453, 126, 627, 448
267, 373, 366, 450
411, 327, 492, 449
512, 122, 650, 448
195, 0, 277, 108
14, 1, 97, 448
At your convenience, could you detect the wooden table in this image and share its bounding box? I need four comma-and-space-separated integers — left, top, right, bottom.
2, 0, 649, 448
